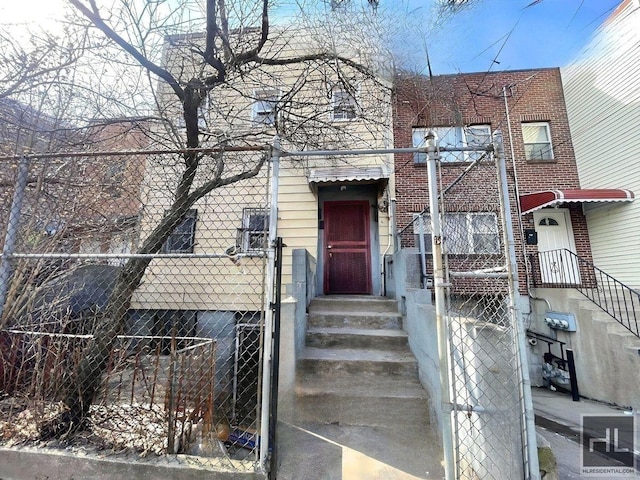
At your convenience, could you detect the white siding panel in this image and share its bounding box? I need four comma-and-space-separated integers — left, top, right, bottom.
563, 2, 640, 287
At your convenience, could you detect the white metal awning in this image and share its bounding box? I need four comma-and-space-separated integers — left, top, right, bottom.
308, 165, 389, 191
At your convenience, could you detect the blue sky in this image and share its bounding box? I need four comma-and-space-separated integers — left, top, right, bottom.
398, 0, 621, 74
1, 0, 622, 75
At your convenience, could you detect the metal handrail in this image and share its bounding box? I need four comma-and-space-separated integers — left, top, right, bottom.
529, 249, 640, 338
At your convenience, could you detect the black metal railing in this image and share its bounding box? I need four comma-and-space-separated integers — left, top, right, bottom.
529, 249, 640, 338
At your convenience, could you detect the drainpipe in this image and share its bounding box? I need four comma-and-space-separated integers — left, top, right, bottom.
381, 190, 394, 296
425, 131, 456, 480
494, 131, 540, 480
503, 85, 551, 317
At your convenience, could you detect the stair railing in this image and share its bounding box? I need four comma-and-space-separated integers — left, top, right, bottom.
529, 249, 640, 338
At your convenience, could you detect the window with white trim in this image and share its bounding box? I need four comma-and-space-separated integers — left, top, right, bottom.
241, 208, 269, 253
251, 89, 279, 125
413, 212, 499, 254
412, 125, 491, 163
163, 209, 197, 253
331, 89, 357, 121
522, 122, 553, 160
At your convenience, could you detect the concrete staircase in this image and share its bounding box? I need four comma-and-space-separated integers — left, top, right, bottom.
276, 295, 443, 480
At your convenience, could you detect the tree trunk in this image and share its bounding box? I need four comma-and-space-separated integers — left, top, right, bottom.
40, 200, 194, 438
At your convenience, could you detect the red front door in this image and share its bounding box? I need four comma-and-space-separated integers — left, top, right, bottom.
323, 200, 372, 294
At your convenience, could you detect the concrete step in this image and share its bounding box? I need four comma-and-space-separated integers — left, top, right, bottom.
306, 327, 408, 350
298, 347, 418, 378
309, 295, 398, 314
297, 373, 428, 399
308, 311, 403, 329
294, 387, 431, 428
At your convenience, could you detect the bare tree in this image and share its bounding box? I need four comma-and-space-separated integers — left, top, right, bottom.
17, 0, 393, 436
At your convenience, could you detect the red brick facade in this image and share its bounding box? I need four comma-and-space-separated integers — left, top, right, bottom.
393, 68, 592, 293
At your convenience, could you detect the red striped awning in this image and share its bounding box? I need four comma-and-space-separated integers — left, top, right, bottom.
519, 189, 634, 214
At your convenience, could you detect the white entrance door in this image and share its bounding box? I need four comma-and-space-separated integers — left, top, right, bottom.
533, 209, 581, 284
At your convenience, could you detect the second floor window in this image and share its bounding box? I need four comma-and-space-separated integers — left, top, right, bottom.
163, 209, 197, 254
332, 89, 357, 121
522, 122, 553, 160
252, 89, 279, 125
413, 125, 491, 163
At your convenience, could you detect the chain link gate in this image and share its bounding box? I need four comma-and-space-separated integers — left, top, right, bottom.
399, 133, 538, 480
0, 146, 276, 475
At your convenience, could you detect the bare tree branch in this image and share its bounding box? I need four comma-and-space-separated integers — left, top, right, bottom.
69, 0, 185, 102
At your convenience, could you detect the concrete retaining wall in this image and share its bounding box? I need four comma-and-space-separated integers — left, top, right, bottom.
529, 288, 640, 410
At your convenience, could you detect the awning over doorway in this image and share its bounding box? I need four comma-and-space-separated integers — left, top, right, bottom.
308, 165, 390, 192
519, 189, 634, 214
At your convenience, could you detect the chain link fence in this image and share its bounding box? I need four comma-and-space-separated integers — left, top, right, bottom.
397, 143, 532, 479
0, 147, 273, 474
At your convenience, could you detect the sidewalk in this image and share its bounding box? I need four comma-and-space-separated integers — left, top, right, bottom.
532, 386, 634, 435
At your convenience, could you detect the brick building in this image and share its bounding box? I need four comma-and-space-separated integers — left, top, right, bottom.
392, 68, 600, 294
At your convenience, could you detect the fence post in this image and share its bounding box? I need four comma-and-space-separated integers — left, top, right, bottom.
494, 131, 540, 480
0, 155, 30, 323
425, 131, 456, 480
259, 137, 280, 473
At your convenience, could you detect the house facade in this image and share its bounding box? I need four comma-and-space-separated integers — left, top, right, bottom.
562, 0, 640, 289
131, 27, 393, 321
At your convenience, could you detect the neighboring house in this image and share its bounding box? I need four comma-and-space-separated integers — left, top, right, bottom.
72, 120, 147, 262
0, 100, 146, 259
0, 99, 148, 326
554, 0, 640, 409
562, 0, 640, 289
392, 68, 639, 408
393, 68, 596, 293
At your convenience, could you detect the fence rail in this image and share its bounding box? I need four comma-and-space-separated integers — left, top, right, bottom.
530, 249, 640, 338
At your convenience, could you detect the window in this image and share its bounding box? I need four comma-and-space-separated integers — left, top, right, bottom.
241, 208, 269, 253
412, 125, 491, 163
538, 217, 559, 226
163, 209, 197, 253
252, 89, 279, 125
522, 122, 553, 160
332, 89, 357, 121
413, 212, 499, 254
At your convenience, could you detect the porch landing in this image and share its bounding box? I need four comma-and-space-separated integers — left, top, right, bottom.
276, 295, 443, 479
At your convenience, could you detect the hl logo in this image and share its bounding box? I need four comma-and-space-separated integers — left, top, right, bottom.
589, 427, 630, 453
581, 414, 636, 476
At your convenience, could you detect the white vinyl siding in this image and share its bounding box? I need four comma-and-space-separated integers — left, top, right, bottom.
562, 1, 640, 287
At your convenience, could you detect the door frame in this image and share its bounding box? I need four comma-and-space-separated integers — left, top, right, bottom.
322, 200, 372, 294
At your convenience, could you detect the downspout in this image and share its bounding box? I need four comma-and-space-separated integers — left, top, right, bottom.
503, 85, 552, 315
380, 193, 394, 296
